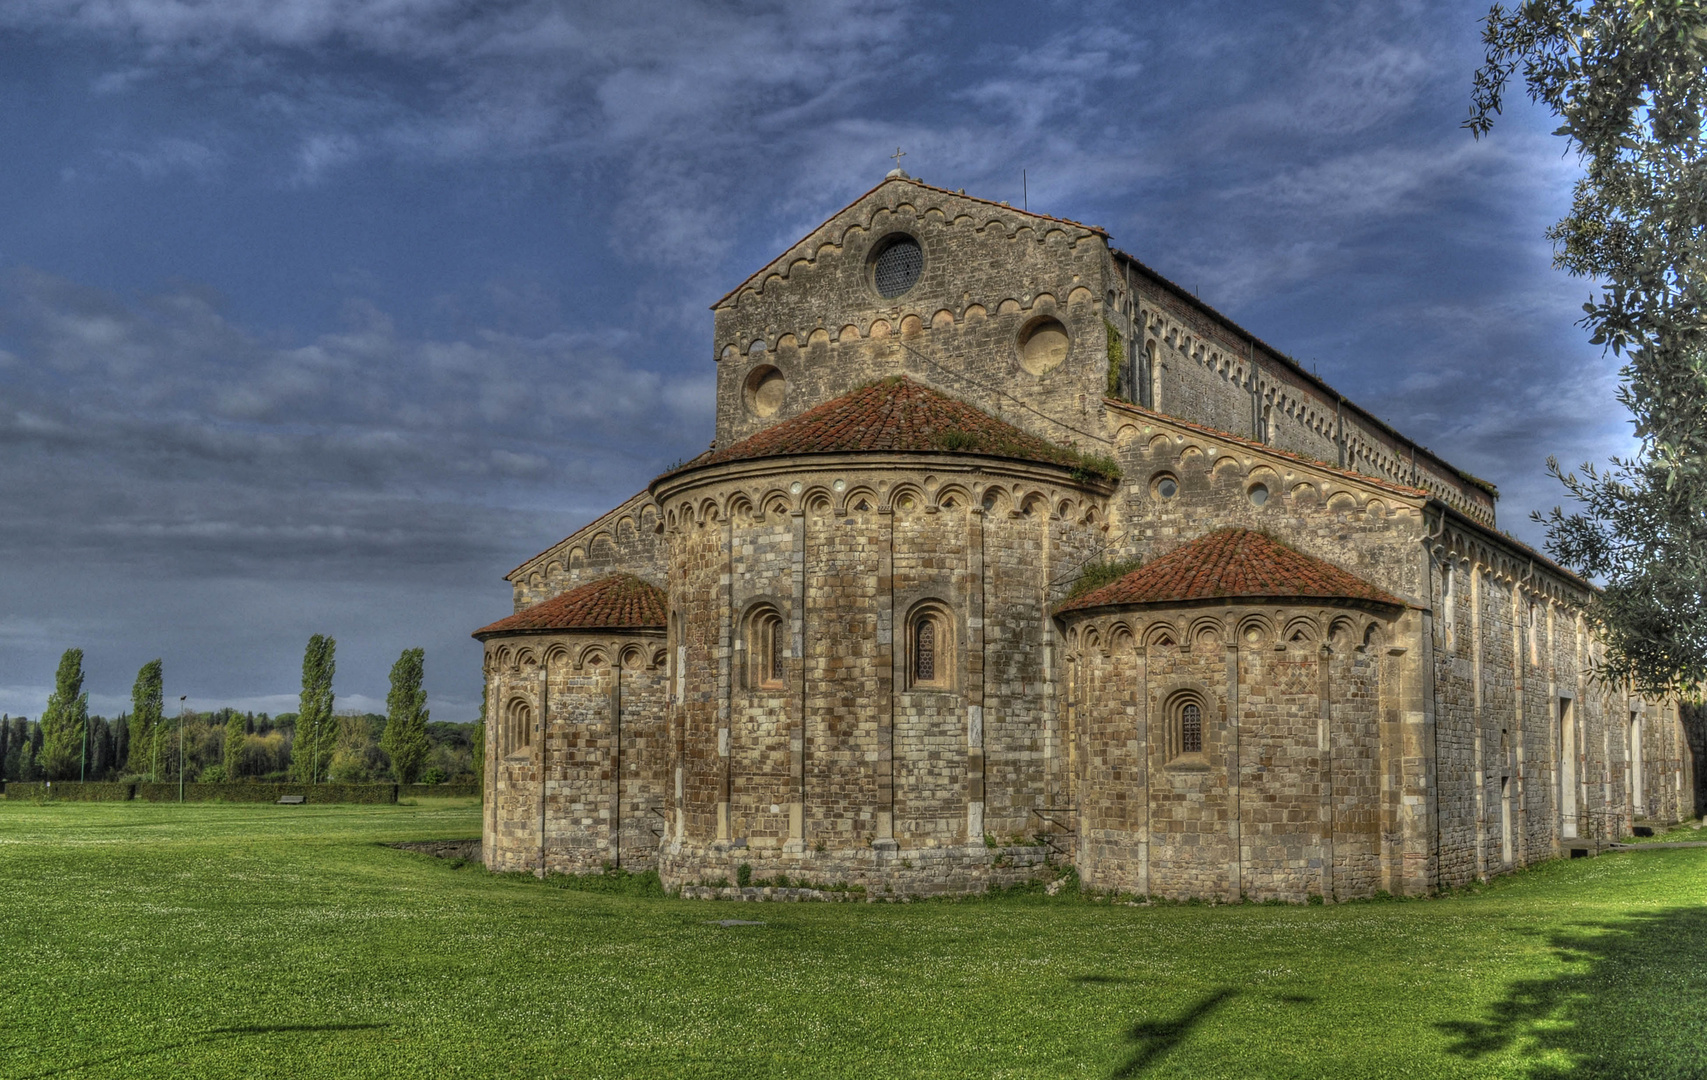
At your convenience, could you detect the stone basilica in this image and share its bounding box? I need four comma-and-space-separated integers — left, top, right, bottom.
474, 173, 1697, 901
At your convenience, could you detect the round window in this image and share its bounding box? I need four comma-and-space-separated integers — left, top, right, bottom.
1017, 316, 1070, 375
1248, 483, 1269, 506
872, 235, 923, 298
1152, 474, 1178, 500
744, 365, 786, 417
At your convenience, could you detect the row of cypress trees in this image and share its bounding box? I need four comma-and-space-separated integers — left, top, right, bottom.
10, 638, 438, 784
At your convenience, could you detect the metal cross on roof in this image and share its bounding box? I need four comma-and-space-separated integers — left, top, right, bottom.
890, 147, 906, 169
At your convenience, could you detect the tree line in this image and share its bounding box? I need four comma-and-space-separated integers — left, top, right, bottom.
1, 639, 484, 785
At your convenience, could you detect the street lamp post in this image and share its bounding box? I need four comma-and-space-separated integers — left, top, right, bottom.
178, 696, 187, 803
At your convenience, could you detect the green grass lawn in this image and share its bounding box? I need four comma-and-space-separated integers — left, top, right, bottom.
2, 800, 1704, 1079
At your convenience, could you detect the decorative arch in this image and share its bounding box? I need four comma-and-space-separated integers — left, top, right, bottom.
1109, 623, 1135, 653
726, 492, 756, 524
1283, 616, 1320, 645
841, 486, 879, 514
1079, 624, 1102, 654
1237, 613, 1274, 648
1189, 616, 1224, 650
889, 483, 926, 514
934, 484, 970, 512
1143, 622, 1178, 650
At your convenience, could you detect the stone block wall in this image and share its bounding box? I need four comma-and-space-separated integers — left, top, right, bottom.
1101, 401, 1428, 603
1118, 260, 1497, 527
509, 490, 666, 611
712, 181, 1113, 462
482, 631, 668, 874
653, 453, 1111, 895
1063, 604, 1396, 902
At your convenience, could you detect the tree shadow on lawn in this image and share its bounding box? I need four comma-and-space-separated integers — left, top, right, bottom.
1439, 906, 1707, 1079
1109, 987, 1238, 1077
11, 1022, 388, 1079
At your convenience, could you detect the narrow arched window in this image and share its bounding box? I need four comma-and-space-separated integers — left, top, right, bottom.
916, 620, 936, 682
1181, 702, 1202, 754
1166, 691, 1206, 761
505, 699, 532, 757
908, 604, 955, 690
747, 606, 785, 691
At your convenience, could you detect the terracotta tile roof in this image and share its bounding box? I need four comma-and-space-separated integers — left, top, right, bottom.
1056, 528, 1405, 614
472, 574, 667, 639
667, 377, 1114, 479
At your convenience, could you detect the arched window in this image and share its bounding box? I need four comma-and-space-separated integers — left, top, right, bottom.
1181, 702, 1202, 754
746, 606, 785, 691
909, 603, 955, 690
1165, 692, 1207, 761
505, 698, 532, 758
917, 620, 937, 682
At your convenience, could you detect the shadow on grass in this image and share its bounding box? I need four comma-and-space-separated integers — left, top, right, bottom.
12, 1022, 388, 1078
1439, 906, 1707, 1079
1110, 987, 1237, 1077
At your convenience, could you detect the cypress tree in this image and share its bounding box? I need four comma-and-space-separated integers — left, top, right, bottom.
38, 649, 89, 780
293, 635, 336, 783
223, 710, 245, 781
112, 713, 129, 779
0, 716, 9, 781
18, 731, 37, 781
6, 717, 26, 780
127, 661, 164, 778
381, 648, 430, 784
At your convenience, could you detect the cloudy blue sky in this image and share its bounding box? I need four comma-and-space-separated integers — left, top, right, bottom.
0, 0, 1618, 722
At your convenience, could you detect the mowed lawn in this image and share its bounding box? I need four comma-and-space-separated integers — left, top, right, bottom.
2, 802, 1705, 1080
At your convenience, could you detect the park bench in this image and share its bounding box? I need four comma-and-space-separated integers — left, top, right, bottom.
277, 795, 307, 805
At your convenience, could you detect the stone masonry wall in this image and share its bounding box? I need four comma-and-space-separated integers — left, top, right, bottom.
509, 490, 666, 612
1114, 258, 1497, 527
712, 179, 1114, 464
1101, 399, 1429, 604
482, 631, 668, 874
653, 454, 1111, 895
1065, 604, 1394, 902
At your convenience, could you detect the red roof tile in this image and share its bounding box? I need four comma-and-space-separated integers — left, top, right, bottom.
670, 377, 1114, 479
1056, 529, 1405, 614
472, 574, 667, 638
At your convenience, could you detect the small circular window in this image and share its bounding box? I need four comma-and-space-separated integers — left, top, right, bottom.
1017, 316, 1070, 375
1248, 483, 1269, 506
744, 365, 786, 417
1152, 474, 1179, 500
872, 235, 923, 298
